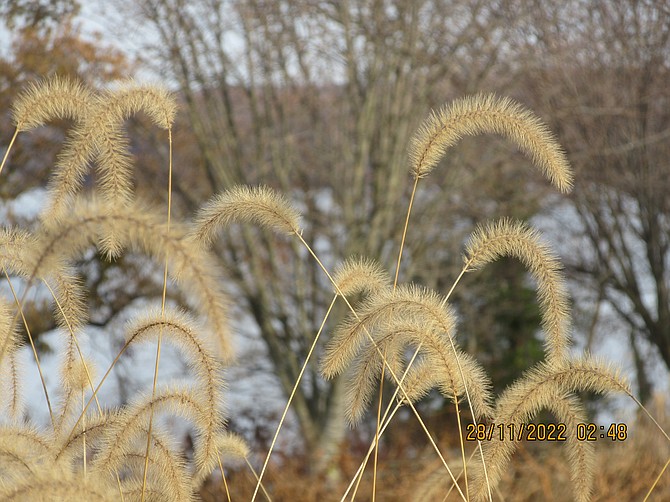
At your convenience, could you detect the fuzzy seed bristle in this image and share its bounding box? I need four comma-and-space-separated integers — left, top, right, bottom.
191, 185, 302, 247
409, 93, 573, 193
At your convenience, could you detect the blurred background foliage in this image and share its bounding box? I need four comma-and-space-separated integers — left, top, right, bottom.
1, 0, 668, 486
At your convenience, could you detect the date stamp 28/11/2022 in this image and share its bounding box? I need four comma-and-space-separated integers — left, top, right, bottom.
465, 422, 628, 442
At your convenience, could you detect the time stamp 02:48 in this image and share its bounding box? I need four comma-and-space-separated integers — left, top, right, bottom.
465, 423, 628, 442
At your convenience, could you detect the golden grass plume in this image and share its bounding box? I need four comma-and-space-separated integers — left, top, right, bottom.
408, 93, 573, 192
191, 185, 303, 247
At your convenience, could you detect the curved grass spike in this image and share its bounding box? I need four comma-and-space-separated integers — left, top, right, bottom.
402, 334, 494, 419
0, 299, 21, 419
469, 357, 631, 501
463, 218, 571, 362
409, 93, 573, 191
29, 196, 232, 359
190, 184, 303, 247
124, 308, 225, 483
42, 81, 177, 220
320, 284, 457, 379
11, 75, 93, 131
3, 76, 92, 179
344, 318, 493, 425
0, 229, 44, 367
92, 386, 212, 476
0, 467, 118, 501
330, 256, 392, 426
116, 427, 194, 502
332, 256, 391, 297
60, 307, 226, 483
344, 325, 407, 425
0, 424, 54, 477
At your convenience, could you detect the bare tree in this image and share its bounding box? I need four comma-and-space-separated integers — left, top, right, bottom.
521, 0, 670, 402
111, 0, 535, 466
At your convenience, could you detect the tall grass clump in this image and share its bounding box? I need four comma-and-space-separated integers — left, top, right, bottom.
0, 75, 667, 502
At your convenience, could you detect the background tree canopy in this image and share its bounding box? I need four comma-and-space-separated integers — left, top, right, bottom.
1, 0, 668, 476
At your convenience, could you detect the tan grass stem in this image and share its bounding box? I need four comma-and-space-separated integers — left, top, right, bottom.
295, 232, 461, 499
4, 266, 55, 429
644, 455, 670, 502
217, 454, 231, 502
141, 121, 174, 502
346, 342, 426, 501
371, 346, 385, 502
0, 129, 18, 178
140, 323, 163, 502
626, 392, 670, 443
252, 294, 338, 501
246, 458, 273, 502
392, 175, 419, 289
346, 400, 402, 502
376, 172, 419, 500
43, 279, 102, 414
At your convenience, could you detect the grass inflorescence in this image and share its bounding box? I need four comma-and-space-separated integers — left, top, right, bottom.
0, 76, 667, 501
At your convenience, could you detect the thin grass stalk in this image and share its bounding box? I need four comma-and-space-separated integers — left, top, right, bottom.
141, 127, 173, 501
216, 454, 232, 502
370, 173, 420, 500
42, 280, 94, 480
61, 334, 136, 449
251, 294, 338, 501
43, 280, 102, 414
294, 232, 461, 499
299, 234, 464, 498
371, 349, 385, 502
246, 458, 273, 502
45, 271, 125, 500
443, 261, 492, 501
4, 266, 55, 429
392, 176, 419, 288
644, 455, 670, 502
347, 400, 402, 502
81, 387, 86, 479
0, 129, 18, 178
347, 339, 427, 501
442, 448, 484, 501
627, 392, 670, 443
